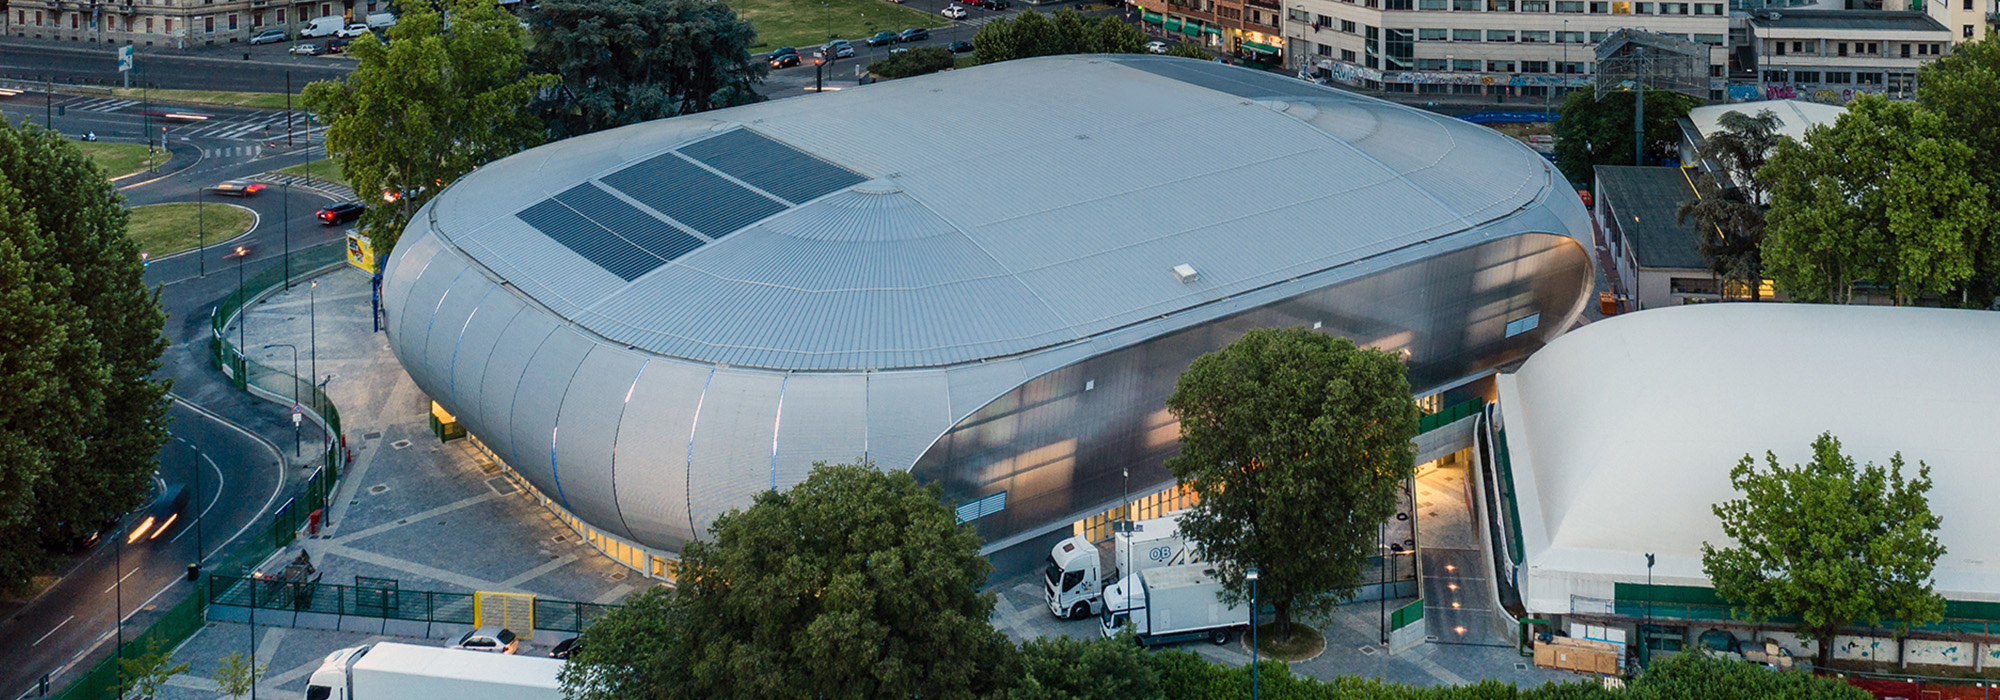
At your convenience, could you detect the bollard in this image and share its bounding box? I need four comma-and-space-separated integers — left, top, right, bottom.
187, 562, 200, 581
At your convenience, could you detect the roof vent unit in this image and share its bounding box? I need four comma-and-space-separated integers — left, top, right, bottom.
1171, 264, 1200, 284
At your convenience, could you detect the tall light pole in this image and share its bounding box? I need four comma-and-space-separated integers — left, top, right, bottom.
265, 343, 301, 456
1644, 551, 1656, 662
114, 514, 126, 700
282, 181, 292, 289
196, 177, 207, 277
235, 246, 248, 385
309, 279, 318, 419
1246, 567, 1260, 700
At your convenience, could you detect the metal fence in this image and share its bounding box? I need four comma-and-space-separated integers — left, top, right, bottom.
1418, 398, 1486, 434
206, 575, 618, 635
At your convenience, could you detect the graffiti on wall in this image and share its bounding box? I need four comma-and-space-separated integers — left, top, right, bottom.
1314, 59, 1590, 89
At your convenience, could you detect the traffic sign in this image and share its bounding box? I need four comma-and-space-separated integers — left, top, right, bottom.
117, 45, 134, 73
292, 404, 304, 426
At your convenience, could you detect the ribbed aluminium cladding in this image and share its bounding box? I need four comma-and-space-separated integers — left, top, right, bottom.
383, 55, 1597, 555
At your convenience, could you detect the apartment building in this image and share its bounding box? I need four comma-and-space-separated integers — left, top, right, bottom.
1747, 10, 1950, 100
4, 0, 384, 47
1267, 0, 1728, 98
1135, 0, 1290, 63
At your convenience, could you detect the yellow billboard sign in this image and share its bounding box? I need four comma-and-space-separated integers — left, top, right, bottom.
346, 231, 376, 274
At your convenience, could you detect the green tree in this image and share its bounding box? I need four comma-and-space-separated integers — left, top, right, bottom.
1008, 634, 1161, 700
1759, 96, 1994, 304
0, 167, 70, 590
562, 461, 1018, 700
1700, 433, 1946, 667
305, 0, 558, 258
212, 651, 269, 700
0, 119, 168, 566
974, 9, 1145, 63
1676, 109, 1781, 301
1626, 651, 1868, 700
558, 585, 696, 700
1553, 87, 1701, 187
1164, 327, 1419, 641
527, 0, 765, 139
867, 47, 957, 79
114, 638, 190, 700
1918, 35, 2000, 306
1163, 42, 1210, 60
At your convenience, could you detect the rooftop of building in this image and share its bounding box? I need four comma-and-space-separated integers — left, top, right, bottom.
1593, 165, 1705, 270
1747, 9, 1949, 32
419, 54, 1564, 371
1684, 98, 1847, 146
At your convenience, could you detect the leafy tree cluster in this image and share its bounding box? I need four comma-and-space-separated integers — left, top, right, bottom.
972, 9, 1145, 64
1163, 42, 1211, 60
1676, 109, 1781, 301
1553, 87, 1703, 187
304, 0, 558, 259
1701, 433, 1946, 667
868, 47, 958, 80
0, 118, 170, 593
1166, 327, 1420, 641
526, 0, 766, 139
1754, 37, 2000, 306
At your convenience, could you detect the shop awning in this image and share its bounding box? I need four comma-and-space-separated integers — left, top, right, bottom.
1164, 18, 1183, 32
1180, 22, 1201, 36
1142, 10, 1163, 23
1202, 25, 1222, 35
1241, 41, 1279, 55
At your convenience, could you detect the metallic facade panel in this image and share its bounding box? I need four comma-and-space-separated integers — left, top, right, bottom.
515, 197, 664, 281
771, 373, 869, 487
678, 128, 867, 205
862, 370, 953, 471
684, 369, 785, 537
551, 183, 705, 261
554, 345, 651, 541
611, 359, 713, 548
447, 288, 528, 405
420, 270, 497, 399
394, 247, 471, 374
508, 326, 597, 510
472, 309, 561, 474
599, 152, 788, 239
379, 225, 445, 338
1115, 54, 1333, 98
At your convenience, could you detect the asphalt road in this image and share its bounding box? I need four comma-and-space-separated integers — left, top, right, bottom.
0, 36, 353, 92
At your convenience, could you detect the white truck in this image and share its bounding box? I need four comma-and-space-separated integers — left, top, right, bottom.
1099, 563, 1248, 646
1044, 510, 1203, 620
300, 16, 345, 38
303, 642, 564, 700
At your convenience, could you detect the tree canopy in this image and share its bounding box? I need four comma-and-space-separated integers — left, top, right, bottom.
1759, 96, 1995, 304
304, 0, 557, 259
1918, 35, 2000, 306
1553, 87, 1701, 187
0, 119, 170, 590
1700, 433, 1946, 666
1677, 109, 1781, 300
973, 8, 1144, 64
527, 0, 765, 139
561, 461, 1018, 700
1007, 634, 1162, 700
1164, 327, 1419, 640
868, 47, 957, 80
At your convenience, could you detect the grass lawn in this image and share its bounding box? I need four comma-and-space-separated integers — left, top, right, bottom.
74, 141, 163, 179
127, 202, 256, 258
106, 87, 303, 110
736, 0, 950, 51
274, 156, 351, 191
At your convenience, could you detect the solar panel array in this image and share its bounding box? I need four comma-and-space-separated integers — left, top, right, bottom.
514, 128, 867, 282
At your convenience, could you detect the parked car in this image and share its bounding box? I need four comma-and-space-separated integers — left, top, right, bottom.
769, 46, 798, 60
290, 42, 323, 56
946, 40, 974, 53
453, 627, 519, 654
821, 39, 855, 59
1145, 40, 1168, 54
866, 31, 898, 47
337, 23, 372, 38
207, 179, 267, 197
898, 27, 929, 42
985, 0, 1012, 8
548, 637, 582, 659
941, 4, 968, 18
317, 201, 365, 225
364, 11, 397, 28
300, 15, 343, 38
325, 36, 351, 54
889, 46, 909, 54
249, 29, 288, 45
770, 52, 801, 68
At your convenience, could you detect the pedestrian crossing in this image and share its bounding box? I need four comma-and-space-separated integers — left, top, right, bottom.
57, 97, 142, 113
177, 111, 315, 141
201, 145, 265, 159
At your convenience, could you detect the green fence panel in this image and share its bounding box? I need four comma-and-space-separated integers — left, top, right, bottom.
1390, 599, 1425, 630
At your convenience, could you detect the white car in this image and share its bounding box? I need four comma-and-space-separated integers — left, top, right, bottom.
336, 23, 372, 38
453, 627, 519, 654
942, 5, 968, 18
1145, 41, 1168, 54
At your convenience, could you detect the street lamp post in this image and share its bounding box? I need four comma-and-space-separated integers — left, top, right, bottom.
197, 178, 207, 276
1644, 551, 1656, 661
1246, 567, 1260, 700
282, 182, 292, 289
235, 246, 248, 383
310, 280, 318, 420
114, 515, 126, 700
265, 343, 301, 456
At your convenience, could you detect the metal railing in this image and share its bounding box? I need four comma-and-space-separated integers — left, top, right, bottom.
206, 576, 619, 635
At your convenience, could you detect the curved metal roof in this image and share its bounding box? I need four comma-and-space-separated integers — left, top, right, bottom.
424, 54, 1559, 371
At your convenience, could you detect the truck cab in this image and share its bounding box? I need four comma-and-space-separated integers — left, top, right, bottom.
306, 645, 370, 700
1044, 510, 1203, 620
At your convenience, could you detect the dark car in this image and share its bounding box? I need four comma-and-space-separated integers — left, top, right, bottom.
945, 40, 974, 53
768, 46, 798, 60
325, 36, 352, 54
317, 201, 365, 225
898, 27, 929, 42
866, 31, 898, 47
985, 0, 1011, 8
770, 52, 801, 68
549, 636, 583, 659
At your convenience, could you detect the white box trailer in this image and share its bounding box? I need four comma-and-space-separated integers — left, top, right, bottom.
304, 642, 564, 700
1045, 510, 1204, 619
1099, 563, 1248, 647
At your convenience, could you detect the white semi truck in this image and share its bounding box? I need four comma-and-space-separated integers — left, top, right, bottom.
1099, 563, 1248, 646
1044, 510, 1203, 619
304, 642, 564, 700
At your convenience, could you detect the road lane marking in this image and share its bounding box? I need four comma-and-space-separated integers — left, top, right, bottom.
102, 564, 143, 594
31, 615, 75, 646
